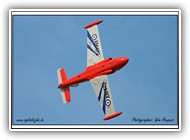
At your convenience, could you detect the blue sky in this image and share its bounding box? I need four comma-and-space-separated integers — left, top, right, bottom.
12, 15, 178, 125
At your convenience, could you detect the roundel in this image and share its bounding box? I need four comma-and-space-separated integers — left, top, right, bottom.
92, 34, 97, 40
105, 99, 111, 106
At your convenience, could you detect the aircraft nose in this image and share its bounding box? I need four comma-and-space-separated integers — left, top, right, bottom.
115, 56, 129, 71
119, 57, 129, 65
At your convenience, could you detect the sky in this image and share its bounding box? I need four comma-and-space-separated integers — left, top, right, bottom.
12, 14, 178, 125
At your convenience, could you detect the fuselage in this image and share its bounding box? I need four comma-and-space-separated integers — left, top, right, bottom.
59, 56, 129, 88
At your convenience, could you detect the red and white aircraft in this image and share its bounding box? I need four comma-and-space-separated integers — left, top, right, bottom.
57, 20, 129, 120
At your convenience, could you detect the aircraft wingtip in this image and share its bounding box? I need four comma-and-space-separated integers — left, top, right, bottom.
84, 19, 103, 29
103, 112, 122, 120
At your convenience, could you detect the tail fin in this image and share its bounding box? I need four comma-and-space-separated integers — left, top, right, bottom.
57, 68, 71, 104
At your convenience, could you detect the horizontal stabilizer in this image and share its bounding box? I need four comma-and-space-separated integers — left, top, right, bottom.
57, 68, 71, 104
59, 87, 71, 104
57, 68, 67, 85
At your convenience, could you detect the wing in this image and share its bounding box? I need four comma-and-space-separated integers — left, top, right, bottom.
85, 20, 104, 66
90, 75, 122, 120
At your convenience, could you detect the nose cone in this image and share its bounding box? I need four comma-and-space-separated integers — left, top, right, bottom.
114, 56, 129, 71
119, 57, 129, 65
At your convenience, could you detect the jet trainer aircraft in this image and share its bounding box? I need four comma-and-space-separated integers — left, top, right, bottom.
57, 20, 129, 120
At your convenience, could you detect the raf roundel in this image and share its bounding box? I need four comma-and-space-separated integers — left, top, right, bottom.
92, 34, 97, 40
105, 99, 111, 106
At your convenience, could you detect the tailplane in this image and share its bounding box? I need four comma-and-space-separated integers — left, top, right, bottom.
57, 68, 71, 104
